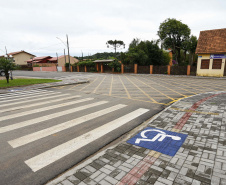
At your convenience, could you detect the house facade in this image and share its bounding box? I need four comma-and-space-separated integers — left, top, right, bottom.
196, 28, 226, 77
26, 56, 53, 66
2, 51, 36, 66
48, 55, 79, 67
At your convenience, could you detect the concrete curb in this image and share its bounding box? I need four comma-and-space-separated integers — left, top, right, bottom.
0, 80, 89, 94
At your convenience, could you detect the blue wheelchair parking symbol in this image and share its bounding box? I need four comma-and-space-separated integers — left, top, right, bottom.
127, 127, 188, 156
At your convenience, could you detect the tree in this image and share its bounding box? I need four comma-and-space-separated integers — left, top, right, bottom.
128, 38, 140, 50
106, 40, 125, 57
122, 39, 170, 66
126, 47, 148, 65
158, 18, 191, 64
0, 57, 16, 83
188, 35, 198, 65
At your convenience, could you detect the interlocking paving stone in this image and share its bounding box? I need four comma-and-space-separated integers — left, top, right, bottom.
48, 92, 226, 185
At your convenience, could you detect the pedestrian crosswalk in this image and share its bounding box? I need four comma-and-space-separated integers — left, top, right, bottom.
0, 89, 149, 174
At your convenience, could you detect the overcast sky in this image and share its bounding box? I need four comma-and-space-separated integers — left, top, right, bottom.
0, 0, 225, 57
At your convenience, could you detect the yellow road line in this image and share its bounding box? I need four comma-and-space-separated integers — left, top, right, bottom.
131, 76, 175, 101
118, 76, 131, 99
109, 95, 166, 105
124, 76, 158, 103
109, 75, 113, 96
58, 86, 65, 89
93, 76, 106, 93
68, 84, 82, 90
140, 76, 186, 97
149, 76, 198, 94
79, 77, 99, 91
156, 77, 220, 93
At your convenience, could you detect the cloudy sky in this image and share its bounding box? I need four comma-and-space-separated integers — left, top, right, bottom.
0, 0, 225, 57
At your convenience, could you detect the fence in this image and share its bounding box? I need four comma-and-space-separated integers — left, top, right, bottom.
124, 65, 134, 73
170, 66, 187, 75
103, 63, 112, 73
69, 63, 197, 76
137, 66, 150, 74
33, 66, 57, 72
153, 66, 168, 74
33, 63, 57, 67
17, 65, 33, 71
190, 66, 197, 76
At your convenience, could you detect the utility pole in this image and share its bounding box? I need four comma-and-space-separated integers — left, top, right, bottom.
5, 46, 7, 55
64, 49, 66, 65
56, 52, 58, 71
66, 34, 71, 71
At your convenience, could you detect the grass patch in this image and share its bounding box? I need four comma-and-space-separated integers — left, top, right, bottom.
0, 78, 61, 88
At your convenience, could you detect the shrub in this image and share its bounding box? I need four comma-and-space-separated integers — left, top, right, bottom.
77, 61, 95, 67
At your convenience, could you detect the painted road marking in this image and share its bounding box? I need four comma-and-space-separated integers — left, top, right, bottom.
0, 97, 93, 122
93, 76, 106, 93
119, 76, 131, 99
0, 91, 61, 104
135, 129, 181, 144
131, 76, 175, 101
2, 100, 107, 134
0, 94, 73, 113
24, 108, 149, 172
125, 76, 157, 103
127, 127, 187, 156
0, 89, 50, 97
9, 104, 127, 148
0, 89, 56, 100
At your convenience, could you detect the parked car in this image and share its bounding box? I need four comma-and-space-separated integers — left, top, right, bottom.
0, 69, 5, 76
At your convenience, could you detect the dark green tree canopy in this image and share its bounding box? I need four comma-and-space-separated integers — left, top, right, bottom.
158, 18, 191, 64
0, 57, 16, 83
122, 39, 170, 66
128, 38, 140, 50
106, 40, 125, 55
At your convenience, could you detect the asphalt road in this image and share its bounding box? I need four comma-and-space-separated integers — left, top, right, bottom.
1, 71, 226, 185
0, 72, 163, 185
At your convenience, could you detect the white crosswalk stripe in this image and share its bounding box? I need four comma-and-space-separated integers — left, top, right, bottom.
3, 100, 108, 135
0, 94, 79, 113
0, 91, 61, 103
0, 89, 54, 99
8, 103, 125, 148
24, 108, 149, 172
0, 97, 93, 122
1, 89, 150, 174
0, 92, 70, 108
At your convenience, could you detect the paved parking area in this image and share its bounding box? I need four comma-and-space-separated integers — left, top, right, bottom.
52, 74, 226, 105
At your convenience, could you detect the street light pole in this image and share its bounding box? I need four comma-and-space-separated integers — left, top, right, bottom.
66, 34, 71, 71
56, 35, 71, 72
64, 49, 66, 65
56, 52, 58, 72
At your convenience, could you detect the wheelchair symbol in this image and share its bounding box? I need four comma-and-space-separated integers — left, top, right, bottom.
135, 129, 181, 144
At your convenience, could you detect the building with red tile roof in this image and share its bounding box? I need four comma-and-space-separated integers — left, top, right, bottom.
26, 56, 53, 66
26, 55, 79, 67
48, 55, 79, 67
0, 50, 36, 66
196, 28, 226, 77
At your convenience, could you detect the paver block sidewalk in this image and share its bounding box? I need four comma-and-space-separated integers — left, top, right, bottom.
48, 92, 226, 185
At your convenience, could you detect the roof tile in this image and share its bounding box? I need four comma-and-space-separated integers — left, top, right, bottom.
196, 28, 226, 54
